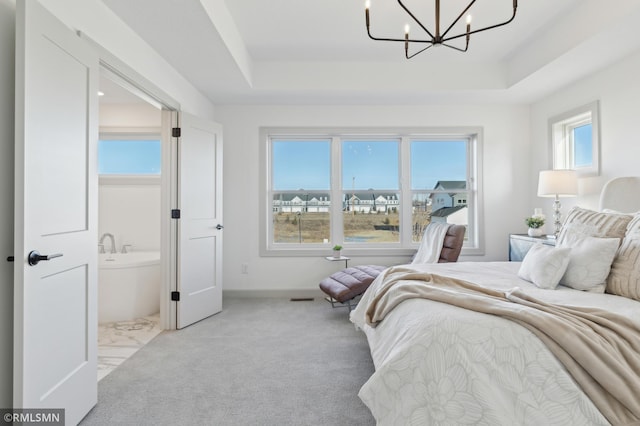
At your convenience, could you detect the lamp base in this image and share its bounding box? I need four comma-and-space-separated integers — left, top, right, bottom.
552, 196, 562, 237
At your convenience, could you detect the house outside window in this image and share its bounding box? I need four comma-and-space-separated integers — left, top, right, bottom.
260, 128, 483, 257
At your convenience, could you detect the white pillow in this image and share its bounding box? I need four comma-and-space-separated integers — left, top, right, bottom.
558, 234, 620, 292
557, 207, 631, 245
602, 208, 639, 216
518, 244, 572, 289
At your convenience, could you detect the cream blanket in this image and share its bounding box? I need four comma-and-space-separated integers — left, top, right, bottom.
365, 266, 640, 426
411, 222, 451, 264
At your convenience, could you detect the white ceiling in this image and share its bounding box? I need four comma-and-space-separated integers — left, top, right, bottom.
100, 0, 640, 106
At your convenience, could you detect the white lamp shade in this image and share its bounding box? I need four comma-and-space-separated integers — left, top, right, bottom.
537, 169, 578, 197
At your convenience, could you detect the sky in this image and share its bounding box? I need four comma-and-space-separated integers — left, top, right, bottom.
272, 139, 467, 191
99, 127, 589, 183
573, 124, 592, 167
98, 140, 162, 174
97, 138, 469, 188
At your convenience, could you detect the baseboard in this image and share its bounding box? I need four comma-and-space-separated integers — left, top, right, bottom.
223, 289, 324, 299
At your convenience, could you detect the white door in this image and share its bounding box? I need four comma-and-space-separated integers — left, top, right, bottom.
14, 1, 98, 423
176, 112, 223, 329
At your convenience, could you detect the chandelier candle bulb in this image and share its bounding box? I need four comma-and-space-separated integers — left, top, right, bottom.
466, 15, 471, 40
404, 25, 410, 55
365, 0, 370, 27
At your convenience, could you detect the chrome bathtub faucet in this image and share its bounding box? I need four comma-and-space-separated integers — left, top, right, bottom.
99, 233, 117, 254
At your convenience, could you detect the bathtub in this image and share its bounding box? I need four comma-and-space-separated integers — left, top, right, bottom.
98, 251, 161, 324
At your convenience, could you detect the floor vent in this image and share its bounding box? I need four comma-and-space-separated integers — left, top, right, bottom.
290, 298, 315, 302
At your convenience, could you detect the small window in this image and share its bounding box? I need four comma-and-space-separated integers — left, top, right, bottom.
98, 136, 161, 175
549, 101, 599, 176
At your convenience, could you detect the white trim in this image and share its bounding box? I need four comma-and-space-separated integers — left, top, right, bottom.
99, 128, 161, 138
223, 289, 324, 299
98, 175, 160, 186
86, 40, 181, 331
78, 32, 180, 111
162, 110, 179, 331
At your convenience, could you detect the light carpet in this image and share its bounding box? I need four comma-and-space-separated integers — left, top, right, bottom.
81, 297, 375, 426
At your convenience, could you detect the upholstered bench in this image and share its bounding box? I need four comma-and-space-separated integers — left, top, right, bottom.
319, 224, 466, 309
319, 265, 387, 309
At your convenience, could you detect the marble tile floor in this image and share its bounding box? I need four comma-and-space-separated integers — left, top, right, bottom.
97, 313, 162, 381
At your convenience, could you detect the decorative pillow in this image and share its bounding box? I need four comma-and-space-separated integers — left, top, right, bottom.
557, 235, 620, 292
557, 207, 631, 245
517, 244, 572, 289
607, 214, 640, 300
602, 209, 639, 216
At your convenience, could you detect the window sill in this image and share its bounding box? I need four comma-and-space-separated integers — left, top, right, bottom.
99, 175, 161, 185
260, 246, 483, 257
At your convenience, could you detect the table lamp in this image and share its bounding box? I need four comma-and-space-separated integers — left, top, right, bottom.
537, 169, 578, 237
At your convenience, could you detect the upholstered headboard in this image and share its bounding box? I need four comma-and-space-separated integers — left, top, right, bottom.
599, 177, 640, 212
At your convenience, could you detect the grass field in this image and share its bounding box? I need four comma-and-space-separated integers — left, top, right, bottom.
273, 211, 431, 243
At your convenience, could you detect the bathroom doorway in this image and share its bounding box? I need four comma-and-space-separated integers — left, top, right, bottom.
96, 72, 163, 380
91, 53, 223, 378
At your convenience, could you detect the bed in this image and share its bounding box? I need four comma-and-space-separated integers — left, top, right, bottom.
350, 177, 640, 426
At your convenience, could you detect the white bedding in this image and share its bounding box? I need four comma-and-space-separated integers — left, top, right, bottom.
350, 261, 640, 426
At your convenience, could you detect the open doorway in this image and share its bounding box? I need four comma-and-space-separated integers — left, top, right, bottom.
96, 72, 163, 380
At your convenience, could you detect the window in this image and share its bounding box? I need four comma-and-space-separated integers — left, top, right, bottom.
271, 139, 331, 243
411, 140, 468, 242
549, 101, 600, 176
343, 140, 399, 243
261, 128, 482, 256
98, 134, 161, 175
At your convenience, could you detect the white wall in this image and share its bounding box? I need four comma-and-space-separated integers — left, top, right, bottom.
530, 47, 640, 217
216, 104, 531, 294
99, 178, 161, 253
99, 103, 162, 129
0, 0, 14, 409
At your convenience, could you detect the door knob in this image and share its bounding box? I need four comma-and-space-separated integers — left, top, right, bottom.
28, 250, 63, 266
216, 224, 224, 230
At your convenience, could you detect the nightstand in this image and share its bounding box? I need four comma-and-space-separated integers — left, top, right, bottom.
509, 234, 556, 261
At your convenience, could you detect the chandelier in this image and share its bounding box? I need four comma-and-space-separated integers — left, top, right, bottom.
365, 0, 518, 59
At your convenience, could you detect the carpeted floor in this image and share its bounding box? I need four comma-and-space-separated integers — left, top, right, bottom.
81, 297, 376, 426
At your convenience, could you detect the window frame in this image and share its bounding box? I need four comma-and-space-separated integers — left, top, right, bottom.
549, 101, 600, 176
259, 127, 484, 257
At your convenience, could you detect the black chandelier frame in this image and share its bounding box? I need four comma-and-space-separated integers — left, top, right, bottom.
365, 0, 518, 59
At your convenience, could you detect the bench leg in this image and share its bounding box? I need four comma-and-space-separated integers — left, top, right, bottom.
324, 295, 359, 311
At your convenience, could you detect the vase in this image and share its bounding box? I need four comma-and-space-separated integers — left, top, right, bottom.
333, 250, 341, 258
528, 227, 543, 237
